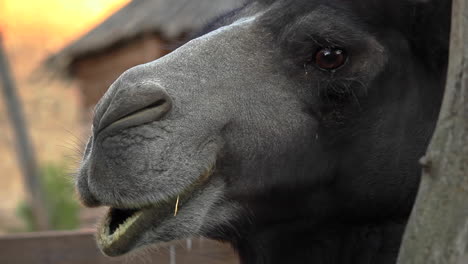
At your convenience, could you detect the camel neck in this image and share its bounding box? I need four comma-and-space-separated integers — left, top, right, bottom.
233, 221, 406, 264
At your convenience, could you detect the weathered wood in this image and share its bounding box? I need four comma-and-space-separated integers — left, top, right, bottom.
0, 230, 239, 264
0, 32, 50, 230
397, 0, 468, 263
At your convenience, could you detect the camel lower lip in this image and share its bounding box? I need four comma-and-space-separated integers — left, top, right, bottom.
97, 208, 143, 253
97, 201, 175, 256
96, 166, 215, 256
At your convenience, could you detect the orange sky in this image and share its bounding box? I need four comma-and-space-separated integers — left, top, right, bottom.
0, 0, 129, 50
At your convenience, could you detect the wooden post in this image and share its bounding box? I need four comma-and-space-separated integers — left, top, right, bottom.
0, 32, 50, 230
397, 0, 468, 263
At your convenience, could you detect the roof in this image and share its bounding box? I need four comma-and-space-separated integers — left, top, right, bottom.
45, 0, 244, 76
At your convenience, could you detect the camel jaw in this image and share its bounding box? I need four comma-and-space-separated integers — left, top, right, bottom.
95, 167, 216, 256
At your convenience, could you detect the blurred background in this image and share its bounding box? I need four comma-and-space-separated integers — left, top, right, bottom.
0, 0, 132, 233
0, 0, 241, 236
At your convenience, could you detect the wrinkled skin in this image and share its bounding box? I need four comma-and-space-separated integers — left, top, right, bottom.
77, 0, 452, 263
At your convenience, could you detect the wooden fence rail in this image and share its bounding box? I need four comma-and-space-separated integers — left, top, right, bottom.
0, 230, 239, 264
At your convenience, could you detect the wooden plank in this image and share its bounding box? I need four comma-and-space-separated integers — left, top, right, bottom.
0, 230, 239, 264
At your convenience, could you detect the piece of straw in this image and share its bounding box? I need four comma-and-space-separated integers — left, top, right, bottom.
174, 195, 180, 216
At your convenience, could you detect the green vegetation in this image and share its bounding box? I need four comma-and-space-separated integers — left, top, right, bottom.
17, 163, 79, 231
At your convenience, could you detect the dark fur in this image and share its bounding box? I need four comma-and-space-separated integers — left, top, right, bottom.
204, 1, 451, 263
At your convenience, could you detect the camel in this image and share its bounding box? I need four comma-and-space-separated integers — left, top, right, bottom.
76, 0, 452, 263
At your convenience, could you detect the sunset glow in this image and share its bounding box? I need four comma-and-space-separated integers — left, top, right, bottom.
1, 0, 129, 47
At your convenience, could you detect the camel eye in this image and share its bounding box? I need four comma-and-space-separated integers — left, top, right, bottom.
315, 47, 347, 70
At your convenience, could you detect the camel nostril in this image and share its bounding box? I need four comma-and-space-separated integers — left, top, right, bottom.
119, 99, 168, 121
97, 88, 173, 135
143, 99, 166, 110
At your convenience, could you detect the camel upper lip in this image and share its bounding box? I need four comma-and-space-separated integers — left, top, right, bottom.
96, 166, 215, 256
